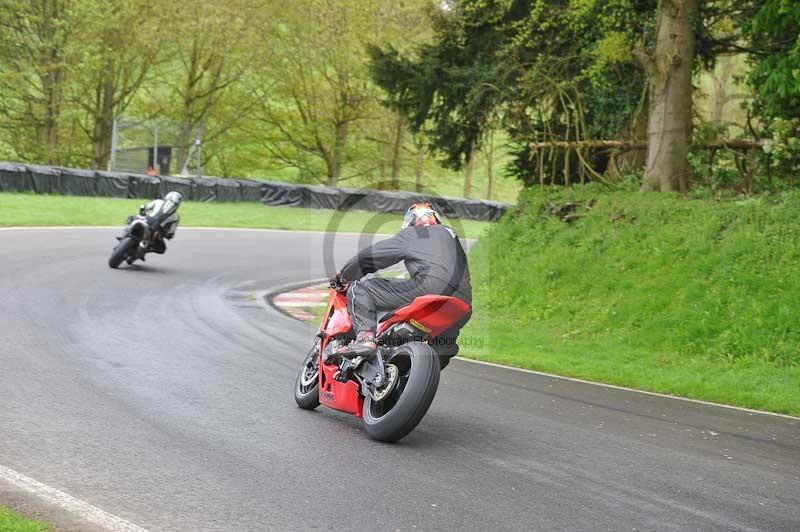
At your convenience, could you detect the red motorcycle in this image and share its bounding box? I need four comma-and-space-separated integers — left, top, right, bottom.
293, 287, 470, 442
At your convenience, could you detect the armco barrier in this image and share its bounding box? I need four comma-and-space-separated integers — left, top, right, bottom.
0, 161, 508, 221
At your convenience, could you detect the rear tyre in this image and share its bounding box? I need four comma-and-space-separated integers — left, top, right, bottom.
294, 341, 320, 410
108, 237, 136, 269
362, 341, 440, 442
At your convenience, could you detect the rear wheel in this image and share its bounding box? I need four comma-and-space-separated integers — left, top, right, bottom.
362, 341, 440, 442
108, 237, 136, 269
294, 341, 321, 410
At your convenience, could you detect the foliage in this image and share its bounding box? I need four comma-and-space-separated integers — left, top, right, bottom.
464, 186, 800, 414
0, 0, 513, 200
368, 0, 650, 183
0, 0, 82, 164
741, 1, 800, 182
154, 0, 270, 173
762, 118, 800, 172
744, 0, 800, 120
0, 0, 795, 196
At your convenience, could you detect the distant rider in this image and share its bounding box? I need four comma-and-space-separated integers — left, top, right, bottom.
138, 191, 182, 254
331, 202, 472, 369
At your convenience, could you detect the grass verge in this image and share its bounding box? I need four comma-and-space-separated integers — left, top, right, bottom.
0, 506, 53, 532
0, 193, 491, 239
462, 187, 800, 416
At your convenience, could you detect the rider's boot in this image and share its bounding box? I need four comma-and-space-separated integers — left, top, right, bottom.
336, 331, 377, 357
151, 239, 167, 254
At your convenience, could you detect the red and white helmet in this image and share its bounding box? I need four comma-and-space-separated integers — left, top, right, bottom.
402, 202, 442, 229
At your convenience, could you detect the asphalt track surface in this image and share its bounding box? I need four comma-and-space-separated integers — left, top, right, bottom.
0, 227, 798, 532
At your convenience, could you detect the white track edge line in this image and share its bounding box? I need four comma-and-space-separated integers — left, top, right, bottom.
457, 357, 800, 420
0, 464, 151, 532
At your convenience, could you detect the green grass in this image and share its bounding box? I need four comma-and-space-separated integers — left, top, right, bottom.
0, 193, 491, 239
462, 187, 800, 415
0, 506, 53, 532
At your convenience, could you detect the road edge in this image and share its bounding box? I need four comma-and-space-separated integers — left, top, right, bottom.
0, 465, 150, 532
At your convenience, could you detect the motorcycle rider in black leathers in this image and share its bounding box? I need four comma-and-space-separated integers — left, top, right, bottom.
331, 202, 472, 369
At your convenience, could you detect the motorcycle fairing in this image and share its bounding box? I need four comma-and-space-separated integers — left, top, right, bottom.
377, 295, 470, 338
318, 364, 363, 416
323, 290, 352, 337
316, 289, 469, 417
318, 290, 362, 415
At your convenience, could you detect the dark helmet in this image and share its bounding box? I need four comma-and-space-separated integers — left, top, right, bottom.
402, 202, 441, 229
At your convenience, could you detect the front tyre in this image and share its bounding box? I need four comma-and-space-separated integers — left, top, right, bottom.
362, 341, 440, 443
108, 237, 136, 269
294, 341, 321, 410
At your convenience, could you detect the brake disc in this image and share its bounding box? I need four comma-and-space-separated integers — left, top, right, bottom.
371, 363, 399, 402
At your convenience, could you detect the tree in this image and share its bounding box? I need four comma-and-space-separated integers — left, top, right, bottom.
251, 0, 380, 185
741, 0, 800, 179
165, 0, 269, 170
369, 0, 649, 187
0, 0, 75, 164
70, 0, 167, 169
744, 0, 800, 120
369, 0, 793, 193
634, 0, 698, 192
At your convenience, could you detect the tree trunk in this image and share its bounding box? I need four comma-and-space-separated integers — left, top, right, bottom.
41, 63, 62, 165
638, 0, 697, 193
92, 72, 115, 170
614, 86, 649, 176
711, 56, 734, 128
326, 158, 338, 186
485, 130, 494, 200
390, 112, 405, 190
464, 148, 475, 198
39, 0, 64, 164
415, 136, 424, 193
327, 122, 348, 186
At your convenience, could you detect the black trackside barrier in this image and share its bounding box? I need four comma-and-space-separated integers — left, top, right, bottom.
190, 176, 218, 202
301, 185, 344, 210
59, 166, 96, 196
0, 162, 33, 192
94, 170, 130, 198
0, 161, 509, 221
363, 189, 429, 216
239, 179, 264, 202
27, 164, 62, 194
128, 173, 162, 199
159, 175, 193, 200
261, 181, 303, 207
213, 178, 242, 202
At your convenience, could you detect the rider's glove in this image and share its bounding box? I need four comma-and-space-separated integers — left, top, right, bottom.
139, 204, 147, 216
329, 273, 348, 292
